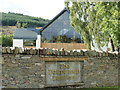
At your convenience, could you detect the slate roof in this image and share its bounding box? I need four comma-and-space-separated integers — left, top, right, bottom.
14, 28, 42, 40
41, 8, 69, 31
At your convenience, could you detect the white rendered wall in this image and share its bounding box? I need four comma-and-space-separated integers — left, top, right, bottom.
13, 39, 23, 48
91, 40, 112, 51
36, 35, 41, 49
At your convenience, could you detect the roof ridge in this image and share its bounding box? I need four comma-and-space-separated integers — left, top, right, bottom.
41, 8, 69, 31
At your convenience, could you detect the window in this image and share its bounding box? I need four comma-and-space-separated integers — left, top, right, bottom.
42, 11, 83, 43
23, 40, 36, 46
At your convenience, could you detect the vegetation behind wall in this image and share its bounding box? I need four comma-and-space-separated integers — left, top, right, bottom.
0, 35, 13, 47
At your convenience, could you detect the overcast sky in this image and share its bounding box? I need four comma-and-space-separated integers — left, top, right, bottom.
0, 0, 65, 20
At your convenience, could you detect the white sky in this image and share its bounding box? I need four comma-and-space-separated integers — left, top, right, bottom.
0, 0, 65, 20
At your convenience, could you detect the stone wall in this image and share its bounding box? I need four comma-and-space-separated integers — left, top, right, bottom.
83, 57, 118, 88
2, 54, 45, 88
1, 47, 119, 88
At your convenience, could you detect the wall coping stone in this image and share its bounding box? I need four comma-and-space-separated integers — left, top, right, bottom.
2, 47, 119, 57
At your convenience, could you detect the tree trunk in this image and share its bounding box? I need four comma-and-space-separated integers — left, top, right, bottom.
110, 38, 115, 52
87, 41, 91, 50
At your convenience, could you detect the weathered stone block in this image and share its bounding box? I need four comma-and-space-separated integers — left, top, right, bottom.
6, 47, 11, 53
65, 50, 69, 56
84, 51, 89, 56
30, 48, 34, 55
51, 49, 55, 55
43, 48, 46, 55
21, 56, 31, 59
33, 49, 37, 55
18, 47, 23, 54
77, 50, 83, 56
2, 47, 7, 53
45, 48, 49, 55
15, 55, 20, 58
40, 49, 43, 55
35, 49, 39, 55
49, 49, 53, 55
14, 47, 19, 54
70, 50, 74, 56
54, 50, 58, 56
73, 51, 78, 56
89, 50, 98, 57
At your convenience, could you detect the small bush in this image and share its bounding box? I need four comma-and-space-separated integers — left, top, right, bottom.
1, 35, 13, 47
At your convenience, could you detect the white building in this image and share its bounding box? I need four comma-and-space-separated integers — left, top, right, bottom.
13, 28, 42, 49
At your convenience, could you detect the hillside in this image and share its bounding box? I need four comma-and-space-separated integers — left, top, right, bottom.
1, 26, 42, 35
1, 26, 16, 35
1, 12, 49, 27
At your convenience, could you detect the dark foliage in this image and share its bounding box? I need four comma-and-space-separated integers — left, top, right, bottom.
1, 12, 49, 27
1, 35, 13, 47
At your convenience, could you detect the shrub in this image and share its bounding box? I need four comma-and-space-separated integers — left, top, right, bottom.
1, 35, 13, 47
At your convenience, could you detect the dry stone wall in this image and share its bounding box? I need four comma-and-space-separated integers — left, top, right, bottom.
1, 47, 119, 88
2, 47, 119, 57
83, 57, 118, 88
2, 54, 45, 88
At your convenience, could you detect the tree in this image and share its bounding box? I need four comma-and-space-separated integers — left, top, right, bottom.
16, 21, 22, 28
65, 2, 119, 51
94, 2, 119, 51
22, 22, 28, 28
65, 2, 93, 49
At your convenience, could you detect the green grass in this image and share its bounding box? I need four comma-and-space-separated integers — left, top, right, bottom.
96, 86, 120, 90
96, 86, 120, 89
